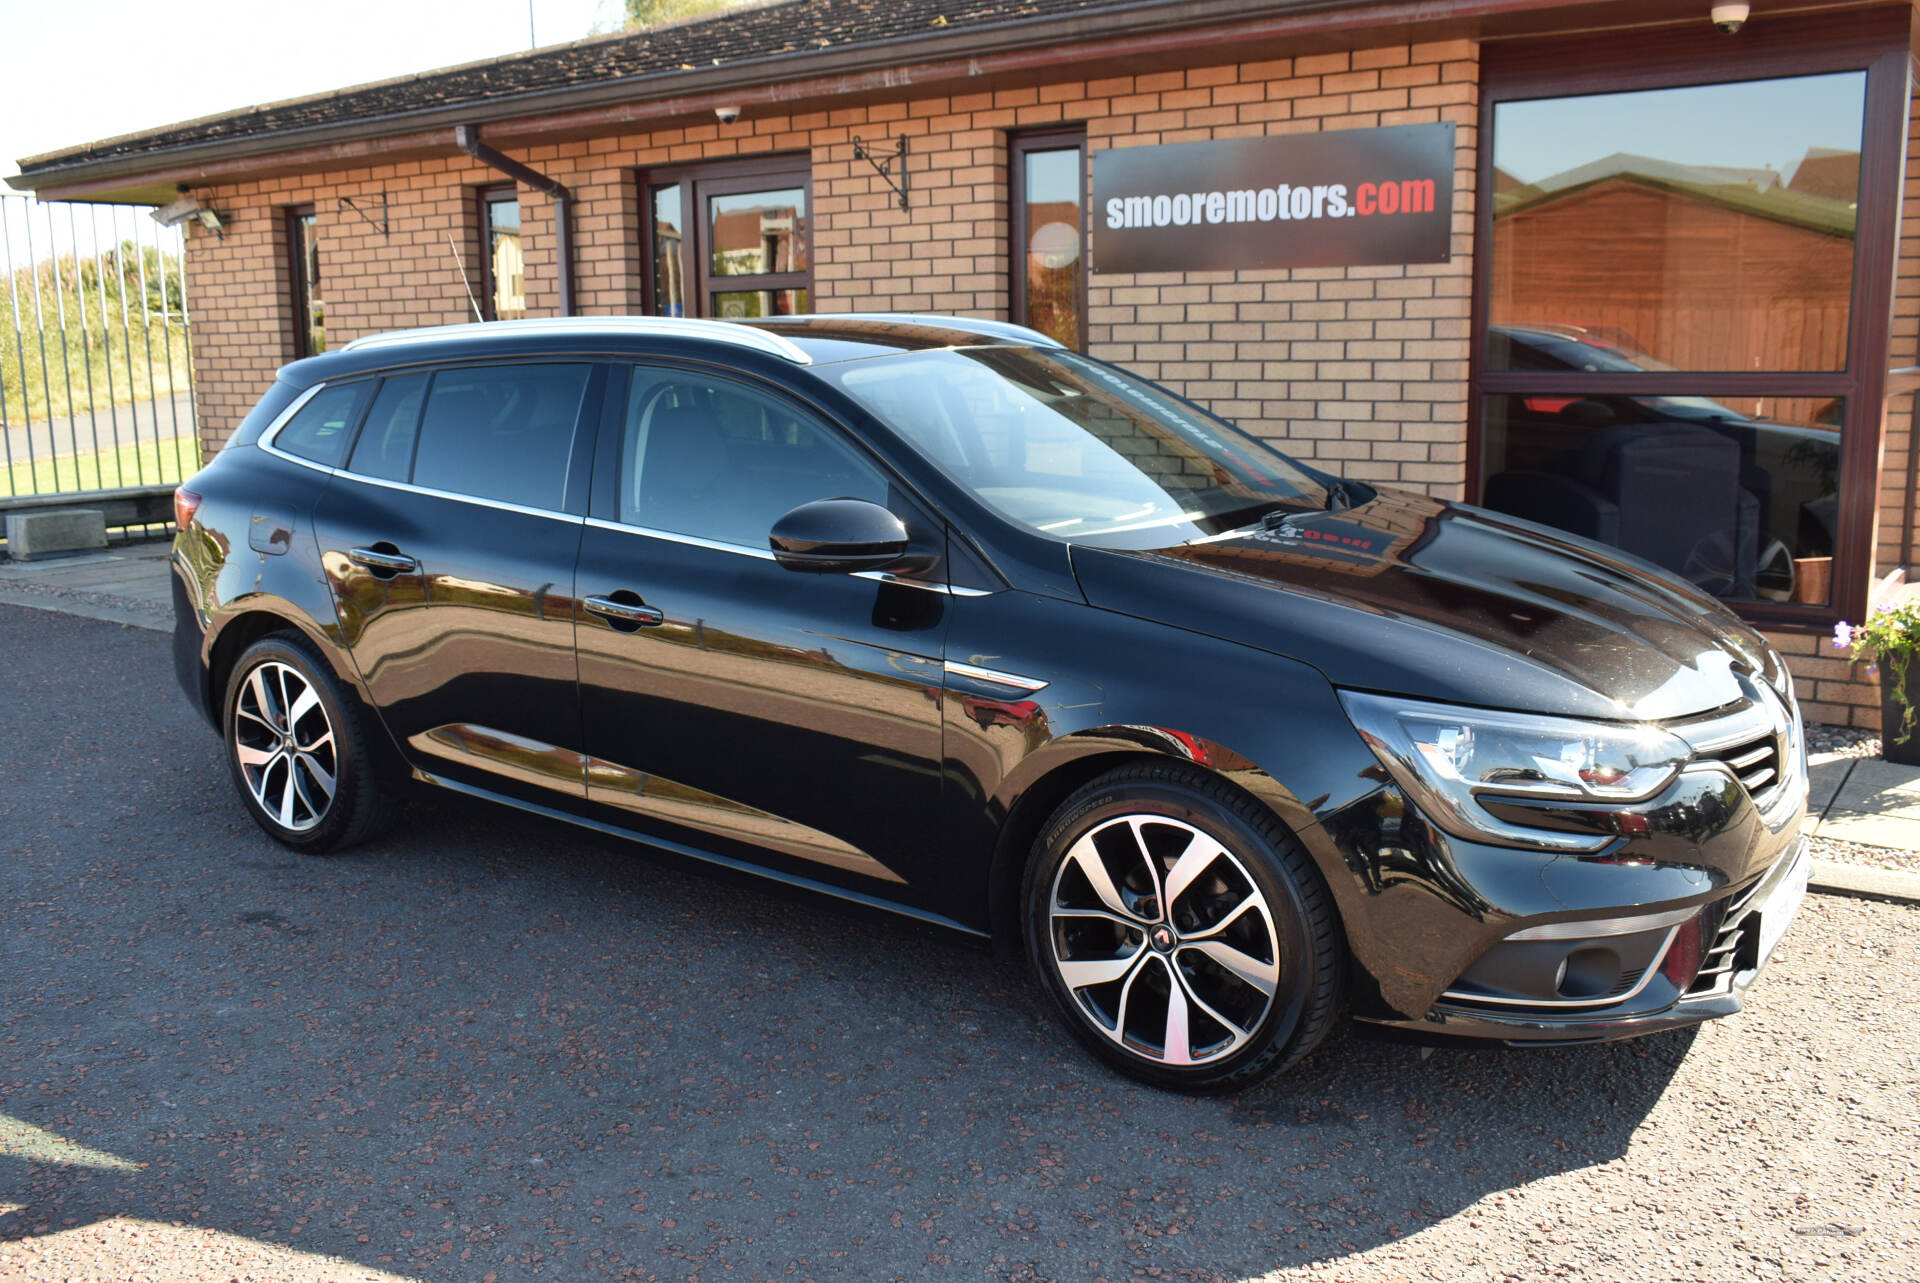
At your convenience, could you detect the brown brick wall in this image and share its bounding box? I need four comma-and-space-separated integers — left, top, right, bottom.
184, 39, 1475, 499
1776, 68, 1920, 734
1878, 74, 1920, 585
176, 36, 1901, 729
1085, 41, 1479, 499
183, 155, 516, 440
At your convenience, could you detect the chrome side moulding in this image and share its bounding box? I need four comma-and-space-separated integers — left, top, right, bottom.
407, 723, 903, 885
943, 660, 1049, 693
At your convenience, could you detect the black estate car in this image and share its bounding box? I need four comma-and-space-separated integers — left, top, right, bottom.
171, 314, 1812, 1091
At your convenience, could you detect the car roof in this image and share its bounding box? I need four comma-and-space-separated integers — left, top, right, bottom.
280, 313, 1061, 384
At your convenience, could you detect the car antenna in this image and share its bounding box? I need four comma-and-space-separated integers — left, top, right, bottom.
447, 233, 484, 323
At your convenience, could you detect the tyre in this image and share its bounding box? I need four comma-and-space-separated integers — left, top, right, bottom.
222, 633, 384, 853
1022, 763, 1344, 1091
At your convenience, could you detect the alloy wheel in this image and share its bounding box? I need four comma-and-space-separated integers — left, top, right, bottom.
1047, 814, 1282, 1066
231, 660, 338, 833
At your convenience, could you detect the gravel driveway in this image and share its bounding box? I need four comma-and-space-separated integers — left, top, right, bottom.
1, 603, 1916, 1282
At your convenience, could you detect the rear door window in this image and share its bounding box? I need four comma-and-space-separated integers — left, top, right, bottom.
347, 372, 429, 483
274, 381, 369, 467
410, 363, 592, 511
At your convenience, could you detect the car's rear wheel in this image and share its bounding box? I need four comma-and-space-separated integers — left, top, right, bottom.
223, 634, 382, 853
1022, 763, 1344, 1091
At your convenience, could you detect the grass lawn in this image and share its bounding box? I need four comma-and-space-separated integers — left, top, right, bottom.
4, 433, 200, 499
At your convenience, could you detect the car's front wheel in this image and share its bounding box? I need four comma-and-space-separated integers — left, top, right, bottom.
1023, 763, 1344, 1091
222, 634, 383, 853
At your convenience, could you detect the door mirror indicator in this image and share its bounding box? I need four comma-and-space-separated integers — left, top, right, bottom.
770, 499, 914, 574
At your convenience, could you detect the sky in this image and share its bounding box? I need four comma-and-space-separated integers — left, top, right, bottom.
0, 0, 617, 264
1494, 71, 1866, 188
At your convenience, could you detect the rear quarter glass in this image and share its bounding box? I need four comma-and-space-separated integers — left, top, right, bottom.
223, 380, 306, 451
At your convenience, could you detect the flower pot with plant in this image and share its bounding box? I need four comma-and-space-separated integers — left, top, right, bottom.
1834, 596, 1920, 764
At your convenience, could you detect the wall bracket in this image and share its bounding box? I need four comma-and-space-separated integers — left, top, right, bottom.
338, 191, 388, 237
851, 136, 909, 212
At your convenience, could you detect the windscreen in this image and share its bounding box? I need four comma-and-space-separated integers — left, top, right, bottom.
827, 347, 1331, 547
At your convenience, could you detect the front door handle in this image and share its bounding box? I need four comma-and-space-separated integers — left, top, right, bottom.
585, 593, 666, 631
348, 546, 418, 577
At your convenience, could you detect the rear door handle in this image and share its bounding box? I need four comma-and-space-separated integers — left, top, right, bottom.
585, 594, 666, 630
348, 546, 418, 576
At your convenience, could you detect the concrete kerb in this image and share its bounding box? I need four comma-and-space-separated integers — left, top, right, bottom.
0, 543, 1917, 907
1808, 859, 1920, 905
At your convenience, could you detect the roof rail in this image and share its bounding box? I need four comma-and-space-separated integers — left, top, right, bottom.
339, 316, 813, 364
757, 313, 1066, 348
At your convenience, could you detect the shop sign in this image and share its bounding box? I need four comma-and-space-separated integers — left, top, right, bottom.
1091, 123, 1455, 273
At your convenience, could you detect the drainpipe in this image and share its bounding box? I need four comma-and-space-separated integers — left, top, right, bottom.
454, 124, 573, 317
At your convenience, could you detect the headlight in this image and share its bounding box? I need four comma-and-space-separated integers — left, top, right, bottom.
1340, 692, 1691, 852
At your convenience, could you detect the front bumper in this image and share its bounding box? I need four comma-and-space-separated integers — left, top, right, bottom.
1358, 834, 1813, 1045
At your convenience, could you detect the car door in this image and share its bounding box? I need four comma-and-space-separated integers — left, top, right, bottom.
572, 363, 951, 903
310, 360, 601, 799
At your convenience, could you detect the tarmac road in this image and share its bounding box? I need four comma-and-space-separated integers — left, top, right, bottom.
1, 392, 194, 468
1, 602, 1916, 1282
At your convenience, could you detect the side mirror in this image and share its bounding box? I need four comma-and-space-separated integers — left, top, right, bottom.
769, 498, 914, 574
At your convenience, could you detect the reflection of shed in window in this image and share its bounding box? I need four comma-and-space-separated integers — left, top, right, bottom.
492, 230, 525, 316
1491, 160, 1856, 373
480, 187, 525, 322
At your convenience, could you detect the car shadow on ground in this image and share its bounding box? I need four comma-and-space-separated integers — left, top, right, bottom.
2, 767, 1697, 1281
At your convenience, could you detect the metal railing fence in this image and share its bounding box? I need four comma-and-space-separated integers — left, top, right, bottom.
0, 192, 198, 524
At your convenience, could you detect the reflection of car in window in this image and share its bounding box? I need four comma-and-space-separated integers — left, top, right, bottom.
1481, 324, 1839, 603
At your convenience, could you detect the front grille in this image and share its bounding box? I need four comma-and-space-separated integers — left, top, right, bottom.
1700, 733, 1782, 798
1669, 680, 1800, 822
1687, 871, 1768, 995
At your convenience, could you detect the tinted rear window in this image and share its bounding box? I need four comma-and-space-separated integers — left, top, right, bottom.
273, 382, 369, 467
410, 363, 590, 510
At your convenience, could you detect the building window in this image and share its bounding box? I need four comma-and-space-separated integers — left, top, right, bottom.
287, 206, 323, 358
640, 157, 810, 319
478, 185, 525, 321
1011, 129, 1087, 350
1474, 31, 1905, 624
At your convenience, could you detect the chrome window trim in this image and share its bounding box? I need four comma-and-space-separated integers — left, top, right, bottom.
340, 316, 813, 365
584, 516, 777, 560
854, 570, 995, 597
335, 469, 584, 524
943, 660, 1049, 693
582, 518, 993, 595
255, 382, 337, 474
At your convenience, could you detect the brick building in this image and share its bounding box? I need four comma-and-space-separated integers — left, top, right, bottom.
11, 0, 1918, 728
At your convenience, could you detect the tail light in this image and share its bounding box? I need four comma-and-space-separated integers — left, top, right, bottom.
173, 486, 203, 531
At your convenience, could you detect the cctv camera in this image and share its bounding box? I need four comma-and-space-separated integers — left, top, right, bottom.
715, 105, 741, 125
1710, 2, 1749, 33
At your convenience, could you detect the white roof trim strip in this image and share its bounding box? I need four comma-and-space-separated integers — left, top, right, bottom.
340, 316, 813, 364
778, 313, 1064, 347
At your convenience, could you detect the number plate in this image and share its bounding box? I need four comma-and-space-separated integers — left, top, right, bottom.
1754, 844, 1812, 970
